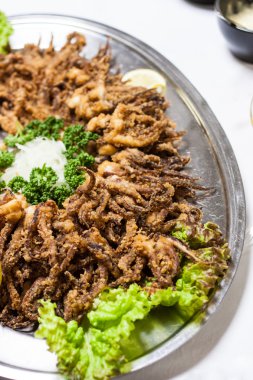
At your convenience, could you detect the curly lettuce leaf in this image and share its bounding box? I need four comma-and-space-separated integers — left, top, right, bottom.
36, 278, 210, 380
0, 11, 13, 54
88, 284, 152, 330
36, 285, 153, 380
150, 286, 179, 307
171, 221, 224, 249
36, 300, 85, 376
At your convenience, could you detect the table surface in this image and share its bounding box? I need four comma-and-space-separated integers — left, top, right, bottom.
1, 1, 253, 380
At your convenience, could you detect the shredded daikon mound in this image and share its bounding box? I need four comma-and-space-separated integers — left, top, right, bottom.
2, 137, 67, 184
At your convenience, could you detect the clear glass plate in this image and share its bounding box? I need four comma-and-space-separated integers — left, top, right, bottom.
0, 13, 246, 379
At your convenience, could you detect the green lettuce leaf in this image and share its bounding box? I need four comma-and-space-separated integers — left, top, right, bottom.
36, 279, 209, 380
150, 286, 179, 307
36, 285, 153, 380
36, 300, 85, 377
0, 11, 13, 54
171, 221, 224, 249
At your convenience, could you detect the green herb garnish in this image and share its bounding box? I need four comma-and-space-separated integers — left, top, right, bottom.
63, 124, 98, 160
64, 153, 95, 190
0, 179, 6, 192
62, 124, 98, 194
25, 165, 58, 204
8, 165, 67, 206
8, 176, 27, 193
0, 11, 13, 55
51, 184, 72, 207
4, 117, 64, 147
0, 151, 14, 169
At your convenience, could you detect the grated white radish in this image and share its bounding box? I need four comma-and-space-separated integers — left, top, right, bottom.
2, 137, 67, 184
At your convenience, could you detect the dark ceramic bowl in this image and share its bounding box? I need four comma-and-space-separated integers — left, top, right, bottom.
216, 0, 253, 63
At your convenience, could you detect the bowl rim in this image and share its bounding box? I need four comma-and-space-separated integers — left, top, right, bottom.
215, 0, 253, 33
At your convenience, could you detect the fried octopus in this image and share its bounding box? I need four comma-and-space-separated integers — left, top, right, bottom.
0, 166, 205, 329
0, 33, 142, 134
0, 33, 223, 329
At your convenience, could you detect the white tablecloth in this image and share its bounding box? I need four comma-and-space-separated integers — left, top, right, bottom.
1, 1, 253, 379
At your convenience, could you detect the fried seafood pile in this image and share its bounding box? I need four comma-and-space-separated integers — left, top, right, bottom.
0, 162, 204, 329
0, 33, 144, 134
0, 34, 226, 329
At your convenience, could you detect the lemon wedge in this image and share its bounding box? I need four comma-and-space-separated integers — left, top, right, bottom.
122, 68, 166, 95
